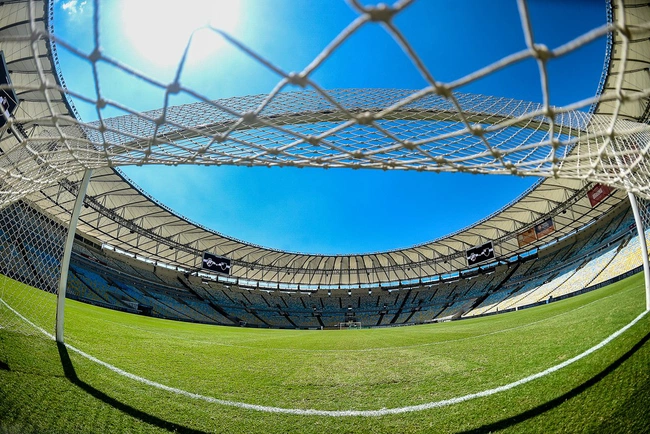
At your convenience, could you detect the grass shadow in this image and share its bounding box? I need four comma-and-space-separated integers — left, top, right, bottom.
457, 329, 650, 433
57, 343, 209, 434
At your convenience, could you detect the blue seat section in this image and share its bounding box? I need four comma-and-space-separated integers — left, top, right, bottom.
466, 205, 643, 317
66, 270, 109, 305
3, 199, 648, 329
0, 203, 67, 293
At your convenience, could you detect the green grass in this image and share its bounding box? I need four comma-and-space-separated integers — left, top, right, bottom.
1, 273, 649, 433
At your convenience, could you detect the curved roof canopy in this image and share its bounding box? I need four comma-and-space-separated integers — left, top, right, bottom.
0, 0, 649, 286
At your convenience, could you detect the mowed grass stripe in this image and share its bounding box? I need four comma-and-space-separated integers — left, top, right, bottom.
1, 274, 649, 432
3, 326, 645, 434
48, 307, 646, 418
1, 272, 648, 415
61, 279, 641, 353
58, 276, 645, 410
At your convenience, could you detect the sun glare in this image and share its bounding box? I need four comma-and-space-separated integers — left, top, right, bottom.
120, 0, 242, 68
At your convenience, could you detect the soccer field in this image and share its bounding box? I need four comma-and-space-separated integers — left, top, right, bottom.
1, 273, 649, 433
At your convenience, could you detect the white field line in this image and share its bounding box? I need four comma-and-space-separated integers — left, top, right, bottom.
1, 296, 648, 417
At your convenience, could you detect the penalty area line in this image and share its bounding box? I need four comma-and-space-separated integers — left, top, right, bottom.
1, 296, 647, 417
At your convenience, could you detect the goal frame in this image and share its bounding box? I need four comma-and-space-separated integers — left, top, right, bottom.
338, 321, 362, 330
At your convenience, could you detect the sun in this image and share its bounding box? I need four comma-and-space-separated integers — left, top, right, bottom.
120, 0, 242, 68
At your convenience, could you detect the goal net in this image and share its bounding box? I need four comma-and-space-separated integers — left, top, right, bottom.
0, 0, 647, 210
632, 194, 650, 310
0, 0, 649, 337
339, 321, 362, 330
0, 201, 67, 336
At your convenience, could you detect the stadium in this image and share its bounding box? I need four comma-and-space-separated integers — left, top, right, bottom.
1, 0, 650, 433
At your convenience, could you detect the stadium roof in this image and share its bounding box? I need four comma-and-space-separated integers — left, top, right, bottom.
0, 0, 648, 286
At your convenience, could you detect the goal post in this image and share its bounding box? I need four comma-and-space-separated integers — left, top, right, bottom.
628, 192, 650, 311
0, 201, 68, 336
338, 321, 362, 330
56, 169, 93, 343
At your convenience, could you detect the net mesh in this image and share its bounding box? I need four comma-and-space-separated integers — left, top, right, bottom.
0, 1, 649, 335
0, 201, 66, 335
637, 195, 650, 253
633, 194, 650, 311
0, 0, 648, 210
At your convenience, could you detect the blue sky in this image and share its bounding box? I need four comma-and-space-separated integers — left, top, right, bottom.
53, 0, 607, 254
